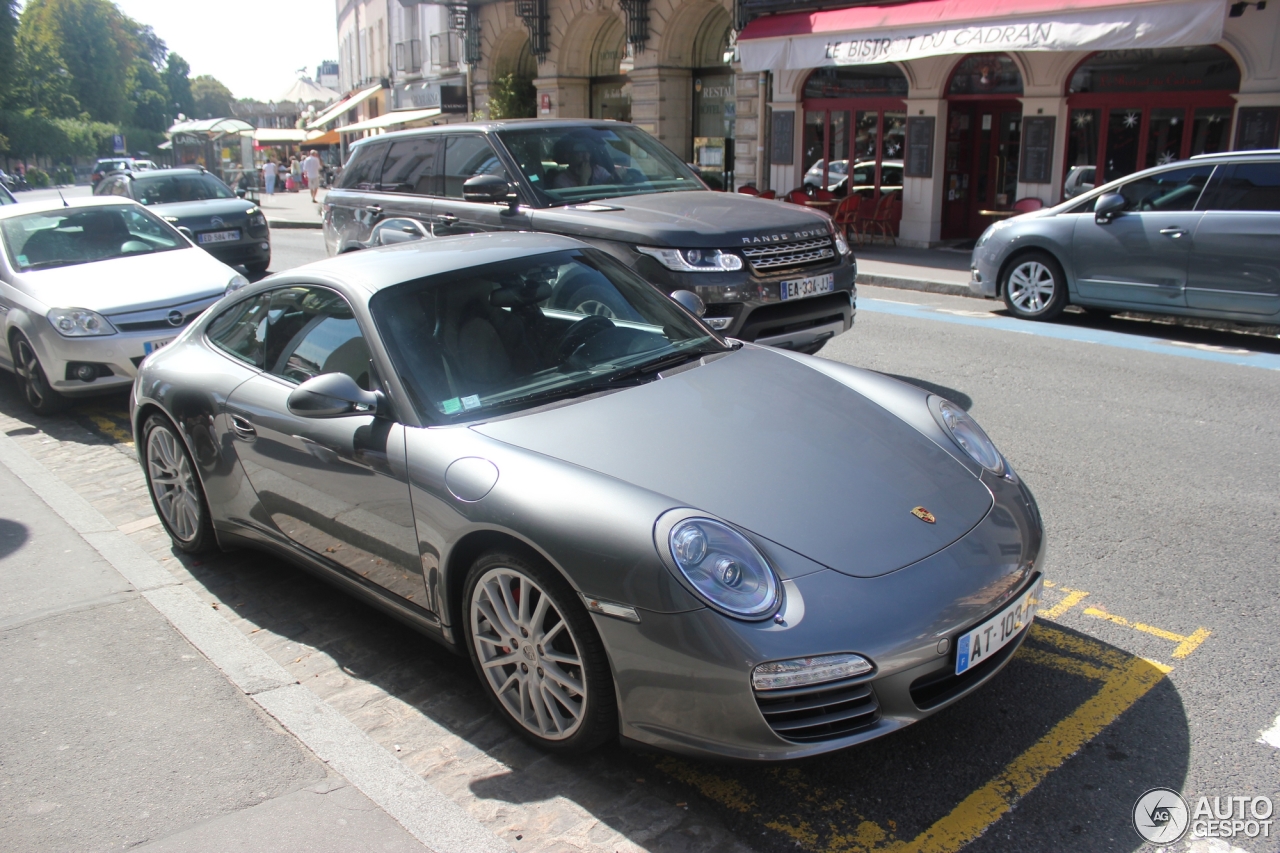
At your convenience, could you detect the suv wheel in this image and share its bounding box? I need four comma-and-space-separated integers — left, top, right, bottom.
1002, 252, 1068, 321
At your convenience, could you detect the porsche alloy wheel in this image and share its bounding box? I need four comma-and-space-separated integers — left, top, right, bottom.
465, 552, 615, 750
143, 415, 215, 553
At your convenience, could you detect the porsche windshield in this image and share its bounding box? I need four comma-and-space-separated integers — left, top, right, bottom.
496, 125, 705, 205
1, 206, 186, 271
371, 248, 727, 421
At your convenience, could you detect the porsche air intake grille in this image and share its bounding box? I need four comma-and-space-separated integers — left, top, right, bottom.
754, 677, 880, 743
741, 237, 836, 272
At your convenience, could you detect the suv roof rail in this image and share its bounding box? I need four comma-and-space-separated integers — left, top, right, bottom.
1190, 148, 1280, 159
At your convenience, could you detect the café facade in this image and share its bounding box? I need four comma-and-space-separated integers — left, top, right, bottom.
468, 0, 1278, 244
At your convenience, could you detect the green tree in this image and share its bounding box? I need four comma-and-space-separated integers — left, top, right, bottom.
191, 75, 234, 119
18, 0, 138, 124
164, 52, 193, 118
487, 73, 535, 120
0, 0, 18, 109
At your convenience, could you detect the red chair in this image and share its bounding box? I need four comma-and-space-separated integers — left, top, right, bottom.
1012, 197, 1044, 213
832, 195, 860, 242
759, 189, 776, 200
737, 185, 760, 195
850, 196, 879, 245
784, 188, 810, 205
865, 192, 901, 245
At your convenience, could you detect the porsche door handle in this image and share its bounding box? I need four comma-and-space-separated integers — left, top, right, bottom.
1159, 227, 1186, 238
229, 414, 256, 440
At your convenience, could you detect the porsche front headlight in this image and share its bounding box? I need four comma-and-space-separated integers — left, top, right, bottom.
668, 518, 780, 619
929, 396, 1005, 475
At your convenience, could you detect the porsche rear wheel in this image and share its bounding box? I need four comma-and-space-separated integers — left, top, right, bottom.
464, 550, 616, 751
142, 414, 216, 554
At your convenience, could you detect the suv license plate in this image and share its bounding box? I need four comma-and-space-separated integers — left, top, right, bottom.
780, 273, 834, 301
954, 578, 1042, 675
144, 337, 175, 355
199, 229, 240, 244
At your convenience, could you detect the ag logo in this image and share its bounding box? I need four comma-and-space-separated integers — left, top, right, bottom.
1133, 787, 1189, 843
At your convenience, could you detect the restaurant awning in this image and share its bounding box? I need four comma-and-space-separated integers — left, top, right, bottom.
249, 128, 312, 143
737, 0, 1225, 71
337, 107, 442, 134
307, 84, 383, 130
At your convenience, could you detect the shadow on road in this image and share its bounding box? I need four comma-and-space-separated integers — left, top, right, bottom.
883, 374, 973, 410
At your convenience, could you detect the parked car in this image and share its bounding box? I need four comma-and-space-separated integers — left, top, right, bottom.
91, 158, 138, 187
0, 198, 248, 413
970, 150, 1280, 322
803, 158, 849, 192
324, 120, 856, 355
95, 167, 271, 273
132, 231, 1043, 760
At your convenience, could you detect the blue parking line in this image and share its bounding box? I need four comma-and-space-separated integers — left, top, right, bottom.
858, 298, 1280, 371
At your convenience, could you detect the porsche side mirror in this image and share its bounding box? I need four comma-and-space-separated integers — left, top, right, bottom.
1094, 192, 1126, 224
288, 372, 385, 418
670, 289, 706, 317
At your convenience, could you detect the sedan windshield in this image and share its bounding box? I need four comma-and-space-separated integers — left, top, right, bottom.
1, 205, 187, 271
371, 248, 727, 421
133, 174, 234, 205
496, 125, 704, 205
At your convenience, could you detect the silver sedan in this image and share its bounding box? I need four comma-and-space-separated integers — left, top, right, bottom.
0, 198, 248, 413
131, 232, 1044, 760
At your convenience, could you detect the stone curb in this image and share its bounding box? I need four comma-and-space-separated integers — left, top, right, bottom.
856, 272, 974, 299
0, 431, 512, 853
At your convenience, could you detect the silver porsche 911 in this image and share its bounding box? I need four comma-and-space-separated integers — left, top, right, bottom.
130, 232, 1044, 760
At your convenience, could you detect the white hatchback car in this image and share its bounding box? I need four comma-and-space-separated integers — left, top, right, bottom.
0, 198, 248, 413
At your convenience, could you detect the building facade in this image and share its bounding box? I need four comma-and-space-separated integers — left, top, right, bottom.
451, 0, 1279, 244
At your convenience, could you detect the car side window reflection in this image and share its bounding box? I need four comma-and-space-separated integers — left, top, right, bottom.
1115, 165, 1214, 213
264, 286, 372, 390
207, 293, 271, 368
443, 135, 509, 199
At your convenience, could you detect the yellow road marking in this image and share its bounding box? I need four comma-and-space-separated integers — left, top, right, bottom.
1083, 607, 1211, 659
1014, 646, 1111, 681
1037, 587, 1088, 620
82, 409, 133, 444
1029, 622, 1133, 670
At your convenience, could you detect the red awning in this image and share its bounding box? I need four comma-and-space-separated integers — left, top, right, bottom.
736, 0, 1225, 71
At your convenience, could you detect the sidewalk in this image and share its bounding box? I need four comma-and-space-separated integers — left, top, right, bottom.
260, 187, 327, 229
853, 244, 973, 297
0, 434, 507, 853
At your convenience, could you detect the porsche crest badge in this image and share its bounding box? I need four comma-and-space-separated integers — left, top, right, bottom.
911, 506, 936, 524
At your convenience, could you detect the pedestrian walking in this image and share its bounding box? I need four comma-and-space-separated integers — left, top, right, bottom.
289, 156, 301, 193
262, 159, 278, 195
303, 149, 323, 203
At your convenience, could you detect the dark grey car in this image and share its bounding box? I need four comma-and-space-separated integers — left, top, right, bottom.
970, 151, 1280, 322
324, 120, 856, 354
131, 231, 1044, 760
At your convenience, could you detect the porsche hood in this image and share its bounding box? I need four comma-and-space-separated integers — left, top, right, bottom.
472, 346, 993, 578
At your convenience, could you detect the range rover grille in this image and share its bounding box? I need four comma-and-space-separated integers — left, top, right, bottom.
755, 677, 880, 743
741, 237, 836, 272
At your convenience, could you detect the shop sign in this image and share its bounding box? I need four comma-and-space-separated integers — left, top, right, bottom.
740, 0, 1224, 71
393, 79, 467, 113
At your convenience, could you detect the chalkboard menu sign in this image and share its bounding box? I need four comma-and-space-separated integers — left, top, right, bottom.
904, 116, 935, 179
1019, 116, 1056, 184
771, 111, 794, 165
1235, 107, 1280, 151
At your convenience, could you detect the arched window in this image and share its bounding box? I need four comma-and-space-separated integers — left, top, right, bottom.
947, 55, 1023, 97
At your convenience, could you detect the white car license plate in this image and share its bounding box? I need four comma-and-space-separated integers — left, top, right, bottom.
143, 337, 175, 355
198, 229, 240, 244
954, 578, 1042, 675
780, 273, 835, 301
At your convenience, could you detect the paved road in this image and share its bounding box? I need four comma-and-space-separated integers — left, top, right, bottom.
6, 235, 1277, 853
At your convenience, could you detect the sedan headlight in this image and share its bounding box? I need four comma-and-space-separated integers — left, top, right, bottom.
929, 395, 1005, 475
638, 246, 744, 272
669, 518, 780, 619
47, 308, 116, 337
225, 273, 250, 295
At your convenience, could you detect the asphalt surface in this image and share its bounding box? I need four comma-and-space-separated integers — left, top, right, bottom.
6, 232, 1278, 853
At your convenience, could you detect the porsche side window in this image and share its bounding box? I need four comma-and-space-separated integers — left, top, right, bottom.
264, 286, 372, 389
207, 293, 271, 368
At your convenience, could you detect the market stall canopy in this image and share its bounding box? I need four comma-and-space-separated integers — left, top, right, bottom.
737, 0, 1225, 71
337, 107, 442, 134
168, 117, 254, 135
307, 84, 383, 130
279, 76, 340, 104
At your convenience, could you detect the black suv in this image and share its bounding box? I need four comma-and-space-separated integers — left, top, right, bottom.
323, 120, 856, 352
95, 168, 271, 272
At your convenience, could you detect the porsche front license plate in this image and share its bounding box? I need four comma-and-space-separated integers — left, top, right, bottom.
954, 579, 1042, 675
198, 229, 241, 244
144, 337, 175, 355
780, 273, 834, 301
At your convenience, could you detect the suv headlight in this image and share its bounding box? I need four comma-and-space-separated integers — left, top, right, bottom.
638, 246, 743, 272
833, 228, 851, 256
47, 308, 116, 337
668, 518, 780, 619
929, 396, 1005, 475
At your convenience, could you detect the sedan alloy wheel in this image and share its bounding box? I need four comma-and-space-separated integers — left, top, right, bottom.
1003, 252, 1067, 320
11, 335, 67, 414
